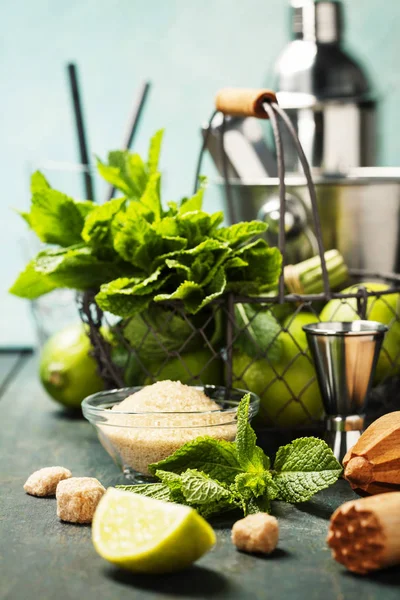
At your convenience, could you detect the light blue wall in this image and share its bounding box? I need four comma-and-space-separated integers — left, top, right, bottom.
1, 0, 399, 347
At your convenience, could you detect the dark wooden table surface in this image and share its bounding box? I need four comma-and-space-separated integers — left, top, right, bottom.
1, 352, 399, 600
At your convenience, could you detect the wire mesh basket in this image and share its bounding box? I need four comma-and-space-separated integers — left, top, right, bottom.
79, 88, 400, 430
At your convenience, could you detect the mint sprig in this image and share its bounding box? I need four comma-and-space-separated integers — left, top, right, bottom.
117, 394, 342, 518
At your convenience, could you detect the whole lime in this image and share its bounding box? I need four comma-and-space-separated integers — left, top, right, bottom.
144, 349, 223, 386
282, 311, 320, 357
320, 282, 400, 382
232, 311, 323, 428
39, 323, 104, 409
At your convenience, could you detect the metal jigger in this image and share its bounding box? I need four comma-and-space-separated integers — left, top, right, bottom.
303, 321, 388, 462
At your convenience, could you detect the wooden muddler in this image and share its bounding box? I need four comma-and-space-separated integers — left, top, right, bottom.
327, 492, 400, 574
343, 411, 400, 494
215, 88, 277, 119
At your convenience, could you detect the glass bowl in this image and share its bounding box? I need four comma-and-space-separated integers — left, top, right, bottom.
82, 385, 259, 482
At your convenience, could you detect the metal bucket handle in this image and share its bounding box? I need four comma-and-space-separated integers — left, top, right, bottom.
195, 88, 331, 303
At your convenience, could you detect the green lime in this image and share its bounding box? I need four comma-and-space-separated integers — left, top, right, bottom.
233, 351, 323, 428
144, 349, 223, 386
39, 323, 104, 409
232, 312, 323, 428
320, 282, 400, 382
92, 488, 216, 574
282, 311, 319, 357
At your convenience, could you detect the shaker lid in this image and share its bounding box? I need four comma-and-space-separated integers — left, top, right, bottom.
291, 1, 343, 43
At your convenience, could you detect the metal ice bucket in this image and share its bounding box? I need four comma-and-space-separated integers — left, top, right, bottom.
219, 167, 400, 274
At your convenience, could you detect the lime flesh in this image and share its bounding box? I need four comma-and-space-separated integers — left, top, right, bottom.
92, 489, 216, 574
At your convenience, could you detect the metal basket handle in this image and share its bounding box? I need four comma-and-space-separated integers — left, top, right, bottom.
195, 88, 331, 301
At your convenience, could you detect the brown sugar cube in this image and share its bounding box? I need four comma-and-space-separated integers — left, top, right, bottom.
231, 513, 279, 554
56, 477, 106, 524
24, 467, 72, 497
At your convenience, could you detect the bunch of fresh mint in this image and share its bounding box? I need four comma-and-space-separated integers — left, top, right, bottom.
10, 131, 282, 318
117, 395, 342, 518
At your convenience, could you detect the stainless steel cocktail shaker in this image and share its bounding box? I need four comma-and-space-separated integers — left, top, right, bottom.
274, 1, 376, 173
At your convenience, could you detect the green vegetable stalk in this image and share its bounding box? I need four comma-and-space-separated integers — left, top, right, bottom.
117, 394, 342, 518
284, 249, 348, 295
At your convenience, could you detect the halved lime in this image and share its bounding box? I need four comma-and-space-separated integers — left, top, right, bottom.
92, 488, 216, 573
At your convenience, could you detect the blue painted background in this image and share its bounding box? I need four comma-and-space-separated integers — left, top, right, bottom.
1, 0, 399, 347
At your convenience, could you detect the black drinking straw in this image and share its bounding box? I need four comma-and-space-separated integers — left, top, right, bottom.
105, 80, 151, 202
67, 63, 95, 201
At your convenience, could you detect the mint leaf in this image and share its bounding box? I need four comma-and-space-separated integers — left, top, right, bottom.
97, 151, 148, 199
180, 469, 239, 518
176, 211, 224, 247
180, 469, 233, 505
153, 251, 228, 314
10, 246, 128, 298
140, 172, 162, 220
234, 471, 270, 499
155, 470, 186, 503
35, 246, 128, 289
235, 472, 265, 500
235, 471, 278, 500
178, 187, 205, 215
24, 188, 86, 247
149, 437, 242, 485
152, 216, 182, 238
113, 216, 161, 270
192, 247, 231, 288
96, 272, 167, 317
153, 272, 225, 315
236, 393, 269, 472
153, 280, 203, 312
273, 437, 343, 503
30, 171, 50, 193
82, 197, 126, 257
9, 260, 58, 299
155, 470, 183, 489
113, 210, 187, 272
97, 158, 131, 196
195, 268, 227, 312
227, 239, 282, 294
165, 259, 192, 278
213, 221, 267, 247
224, 256, 248, 270
147, 129, 164, 174
125, 153, 148, 198
116, 483, 172, 502
97, 293, 150, 317
235, 304, 282, 362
